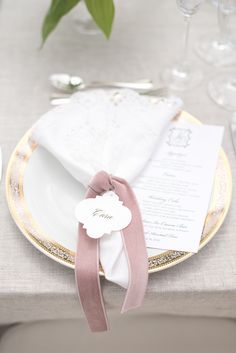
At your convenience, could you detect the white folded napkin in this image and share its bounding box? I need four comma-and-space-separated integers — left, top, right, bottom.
32, 89, 183, 287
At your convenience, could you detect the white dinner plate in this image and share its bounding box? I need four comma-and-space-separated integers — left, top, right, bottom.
5, 111, 232, 273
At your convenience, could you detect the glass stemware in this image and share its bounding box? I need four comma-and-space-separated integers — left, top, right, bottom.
161, 0, 203, 91
196, 0, 236, 66
208, 72, 236, 111
208, 0, 236, 110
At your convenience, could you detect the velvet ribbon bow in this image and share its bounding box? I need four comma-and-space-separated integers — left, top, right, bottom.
75, 171, 148, 332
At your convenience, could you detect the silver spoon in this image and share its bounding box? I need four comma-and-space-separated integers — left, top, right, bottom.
50, 74, 154, 93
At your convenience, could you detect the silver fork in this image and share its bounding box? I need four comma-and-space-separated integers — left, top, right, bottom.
50, 87, 169, 106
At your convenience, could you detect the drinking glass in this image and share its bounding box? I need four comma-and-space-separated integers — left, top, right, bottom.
208, 0, 236, 110
160, 0, 203, 91
208, 72, 236, 111
196, 0, 236, 66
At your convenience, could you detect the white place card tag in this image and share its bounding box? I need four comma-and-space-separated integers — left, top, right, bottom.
75, 191, 132, 239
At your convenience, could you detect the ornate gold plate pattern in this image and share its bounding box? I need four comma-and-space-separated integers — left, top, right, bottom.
5, 111, 232, 273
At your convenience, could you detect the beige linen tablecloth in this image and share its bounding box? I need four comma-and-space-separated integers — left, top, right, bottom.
0, 0, 235, 326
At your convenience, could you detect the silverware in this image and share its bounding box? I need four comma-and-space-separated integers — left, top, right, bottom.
230, 113, 236, 154
50, 87, 169, 106
50, 74, 154, 93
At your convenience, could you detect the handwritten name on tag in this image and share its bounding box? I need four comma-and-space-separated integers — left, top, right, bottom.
75, 191, 132, 239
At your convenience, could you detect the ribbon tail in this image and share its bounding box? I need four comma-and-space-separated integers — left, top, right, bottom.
121, 231, 148, 313
112, 177, 149, 313
75, 183, 109, 332
74, 171, 148, 331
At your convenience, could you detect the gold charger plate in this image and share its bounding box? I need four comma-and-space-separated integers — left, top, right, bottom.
5, 111, 232, 273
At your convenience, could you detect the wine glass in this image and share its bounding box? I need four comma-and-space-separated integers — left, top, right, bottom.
196, 0, 236, 66
160, 0, 204, 91
208, 0, 236, 110
208, 73, 236, 110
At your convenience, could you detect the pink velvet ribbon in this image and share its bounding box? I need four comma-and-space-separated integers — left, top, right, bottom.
75, 171, 148, 332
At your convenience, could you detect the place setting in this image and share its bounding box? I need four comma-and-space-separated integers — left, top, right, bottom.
1, 0, 236, 343
5, 84, 232, 331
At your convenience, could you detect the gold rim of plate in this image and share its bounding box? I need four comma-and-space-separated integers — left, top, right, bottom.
5, 111, 233, 273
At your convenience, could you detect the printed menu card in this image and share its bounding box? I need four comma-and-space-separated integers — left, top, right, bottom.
133, 122, 224, 253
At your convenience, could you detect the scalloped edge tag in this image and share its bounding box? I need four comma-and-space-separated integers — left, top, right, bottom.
75, 191, 132, 239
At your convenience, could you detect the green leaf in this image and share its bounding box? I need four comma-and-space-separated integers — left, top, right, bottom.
42, 0, 81, 45
85, 0, 115, 39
